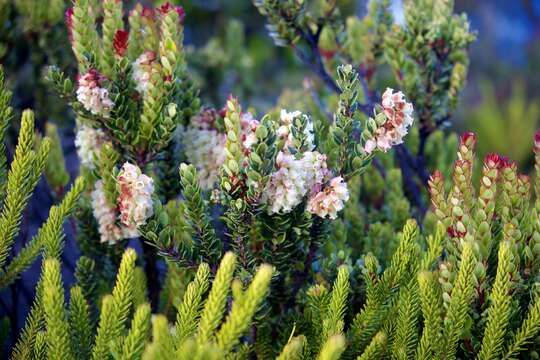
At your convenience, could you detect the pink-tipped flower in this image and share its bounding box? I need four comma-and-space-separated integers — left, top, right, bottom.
65, 7, 74, 42
131, 51, 156, 95
484, 153, 501, 169
240, 112, 260, 151
364, 88, 414, 153
76, 69, 114, 117
460, 132, 477, 147
91, 181, 137, 244
307, 176, 350, 219
113, 30, 129, 57
117, 163, 154, 228
226, 94, 241, 113
159, 2, 175, 14
497, 156, 516, 170
158, 2, 184, 21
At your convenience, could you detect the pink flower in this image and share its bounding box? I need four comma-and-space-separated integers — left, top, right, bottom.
460, 132, 477, 148
240, 112, 260, 151
484, 153, 501, 169
117, 163, 154, 228
263, 151, 329, 215
159, 2, 174, 14
76, 69, 114, 117
65, 8, 74, 42
307, 176, 349, 219
159, 2, 184, 21
91, 181, 137, 244
364, 88, 414, 153
131, 51, 157, 95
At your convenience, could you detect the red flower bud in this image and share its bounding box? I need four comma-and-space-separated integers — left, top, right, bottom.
484, 153, 500, 168
65, 7, 74, 42
218, 107, 227, 118
460, 131, 476, 147
113, 30, 129, 57
159, 2, 174, 14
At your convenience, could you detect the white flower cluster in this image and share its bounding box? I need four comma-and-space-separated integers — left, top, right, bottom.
182, 109, 261, 190
264, 109, 323, 214
263, 109, 350, 219
131, 51, 156, 95
182, 126, 227, 190
91, 180, 137, 245
74, 125, 110, 169
364, 88, 414, 153
307, 176, 350, 220
90, 163, 154, 244
76, 69, 114, 117
117, 162, 155, 228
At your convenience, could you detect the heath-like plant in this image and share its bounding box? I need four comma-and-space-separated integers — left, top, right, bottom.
0, 66, 84, 291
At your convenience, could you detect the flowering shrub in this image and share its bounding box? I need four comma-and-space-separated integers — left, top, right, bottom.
0, 1, 539, 360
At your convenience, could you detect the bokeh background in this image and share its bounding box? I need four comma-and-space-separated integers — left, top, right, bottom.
0, 0, 539, 344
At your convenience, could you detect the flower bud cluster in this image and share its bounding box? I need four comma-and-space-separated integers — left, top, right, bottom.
364, 88, 414, 153
76, 69, 114, 117
91, 162, 154, 244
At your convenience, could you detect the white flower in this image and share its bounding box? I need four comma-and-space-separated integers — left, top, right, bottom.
117, 162, 155, 228
182, 126, 227, 190
240, 112, 260, 151
74, 125, 109, 169
91, 180, 137, 245
76, 69, 114, 117
307, 176, 350, 219
264, 150, 328, 214
132, 51, 156, 95
264, 151, 308, 214
278, 109, 315, 151
364, 88, 414, 153
300, 151, 328, 192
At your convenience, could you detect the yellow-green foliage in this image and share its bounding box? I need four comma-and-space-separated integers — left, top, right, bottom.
0, 66, 85, 290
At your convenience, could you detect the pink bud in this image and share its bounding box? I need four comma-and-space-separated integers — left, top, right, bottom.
460, 132, 476, 147
65, 8, 74, 42
159, 2, 174, 14
484, 153, 500, 168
